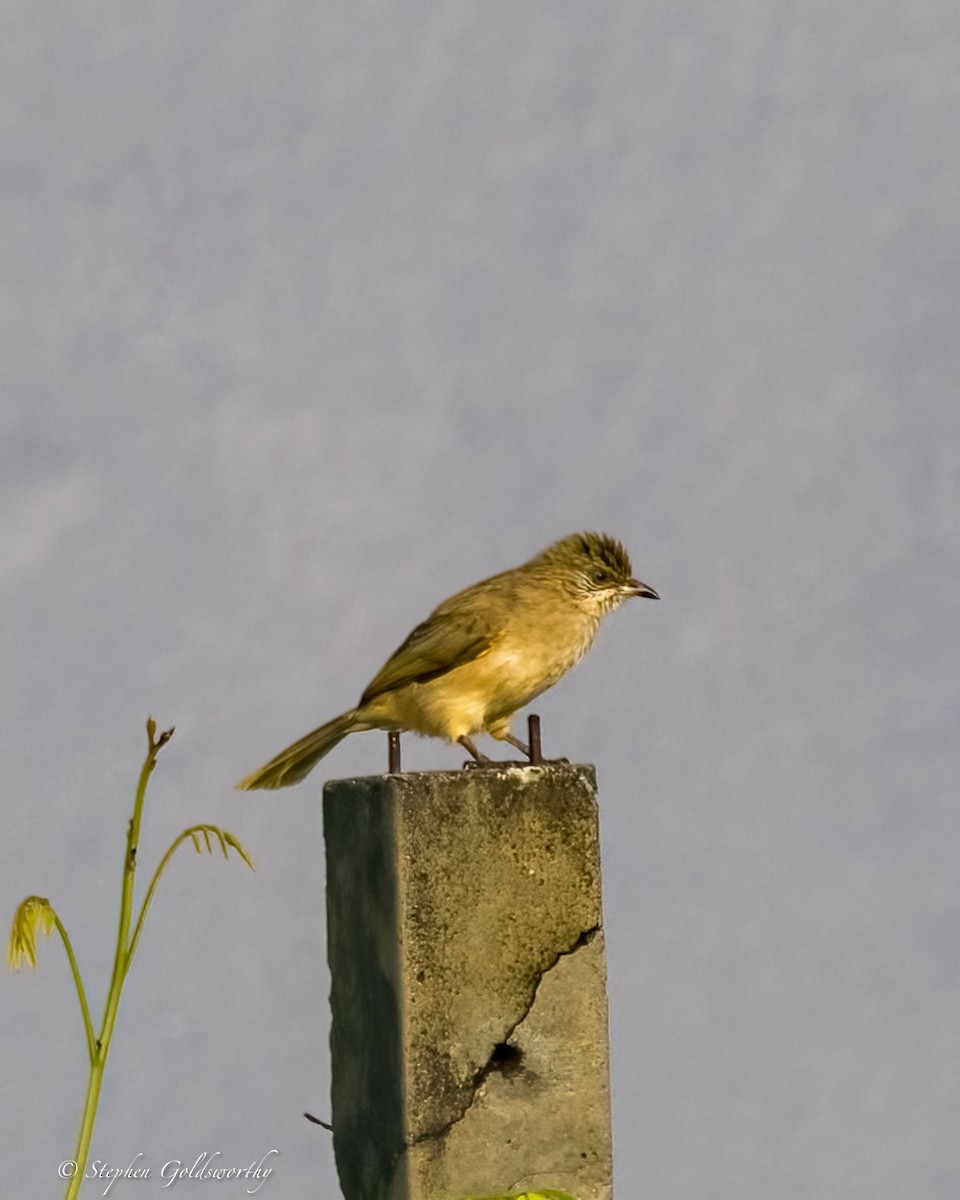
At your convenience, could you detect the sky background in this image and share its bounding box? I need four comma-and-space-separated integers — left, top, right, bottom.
2, 2, 958, 1197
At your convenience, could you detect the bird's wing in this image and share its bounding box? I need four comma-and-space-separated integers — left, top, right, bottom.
359, 583, 505, 704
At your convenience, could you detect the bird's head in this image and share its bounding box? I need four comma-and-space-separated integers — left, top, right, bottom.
537, 531, 659, 616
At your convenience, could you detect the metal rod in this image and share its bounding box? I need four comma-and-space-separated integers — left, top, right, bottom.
388, 731, 401, 773
527, 714, 542, 765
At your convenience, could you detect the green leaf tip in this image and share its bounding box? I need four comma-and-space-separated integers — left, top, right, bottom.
8, 896, 56, 970
186, 825, 256, 872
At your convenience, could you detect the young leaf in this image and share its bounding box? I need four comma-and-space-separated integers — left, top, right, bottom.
8, 896, 56, 970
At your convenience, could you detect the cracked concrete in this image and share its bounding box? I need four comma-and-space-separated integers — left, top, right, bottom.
324, 764, 613, 1200
411, 924, 602, 1147
422, 925, 612, 1200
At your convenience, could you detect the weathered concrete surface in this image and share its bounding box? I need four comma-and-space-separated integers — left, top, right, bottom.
324, 763, 613, 1200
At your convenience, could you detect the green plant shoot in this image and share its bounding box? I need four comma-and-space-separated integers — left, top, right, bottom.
7, 719, 255, 1200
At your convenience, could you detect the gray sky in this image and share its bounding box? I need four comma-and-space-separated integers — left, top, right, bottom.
3, 3, 958, 1197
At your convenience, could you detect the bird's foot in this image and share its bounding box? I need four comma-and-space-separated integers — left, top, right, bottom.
460, 717, 571, 769
458, 735, 492, 767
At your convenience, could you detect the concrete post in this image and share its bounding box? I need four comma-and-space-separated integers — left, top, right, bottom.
323, 763, 613, 1200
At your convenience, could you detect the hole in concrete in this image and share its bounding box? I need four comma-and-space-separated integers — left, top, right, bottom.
489, 1042, 523, 1074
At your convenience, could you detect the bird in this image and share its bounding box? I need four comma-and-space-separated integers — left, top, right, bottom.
236, 531, 658, 789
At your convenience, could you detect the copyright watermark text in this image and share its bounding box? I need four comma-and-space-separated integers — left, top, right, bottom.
58, 1151, 277, 1195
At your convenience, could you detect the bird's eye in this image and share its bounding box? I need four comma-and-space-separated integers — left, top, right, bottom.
592, 569, 609, 584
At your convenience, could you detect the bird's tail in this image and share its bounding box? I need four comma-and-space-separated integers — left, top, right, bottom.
236, 709, 372, 791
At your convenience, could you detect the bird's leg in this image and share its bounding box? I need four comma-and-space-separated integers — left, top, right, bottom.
471, 718, 565, 767
499, 731, 531, 758
494, 715, 568, 765
458, 735, 492, 765
489, 719, 533, 761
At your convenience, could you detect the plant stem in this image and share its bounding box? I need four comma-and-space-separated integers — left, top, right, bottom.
126, 829, 192, 970
126, 825, 253, 970
53, 915, 96, 1066
66, 1058, 105, 1200
65, 725, 166, 1200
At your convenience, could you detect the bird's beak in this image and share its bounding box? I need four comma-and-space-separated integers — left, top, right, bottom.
624, 578, 659, 600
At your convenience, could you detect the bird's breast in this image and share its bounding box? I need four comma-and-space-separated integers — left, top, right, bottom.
371, 608, 601, 742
